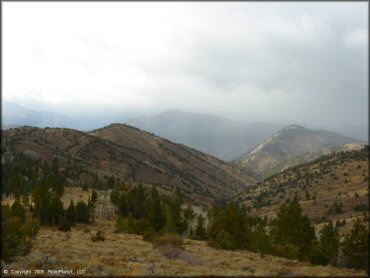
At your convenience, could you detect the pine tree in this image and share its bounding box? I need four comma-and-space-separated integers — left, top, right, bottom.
75, 201, 90, 224
134, 183, 146, 218
252, 222, 270, 258
48, 194, 65, 225
87, 191, 97, 223
341, 217, 369, 272
32, 181, 50, 225
195, 215, 207, 240
310, 220, 339, 265
1, 205, 31, 262
66, 200, 76, 226
147, 187, 166, 232
11, 199, 26, 222
164, 188, 187, 233
319, 220, 339, 265
271, 196, 316, 260
110, 188, 121, 206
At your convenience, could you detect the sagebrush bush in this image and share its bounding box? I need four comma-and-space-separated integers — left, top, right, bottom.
151, 233, 183, 248
143, 229, 157, 242
57, 220, 71, 232
91, 231, 105, 242
134, 218, 151, 235
159, 244, 182, 259
208, 230, 236, 250
271, 244, 299, 260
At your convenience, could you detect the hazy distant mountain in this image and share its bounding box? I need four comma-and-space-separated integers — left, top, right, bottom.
234, 124, 363, 176
330, 125, 368, 143
2, 102, 74, 128
2, 102, 124, 131
126, 110, 285, 161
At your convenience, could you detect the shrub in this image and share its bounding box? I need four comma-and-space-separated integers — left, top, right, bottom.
179, 251, 202, 266
353, 204, 368, 212
159, 244, 182, 259
151, 233, 183, 248
134, 218, 151, 235
91, 231, 105, 242
143, 229, 157, 242
271, 244, 299, 260
211, 230, 236, 250
57, 218, 71, 232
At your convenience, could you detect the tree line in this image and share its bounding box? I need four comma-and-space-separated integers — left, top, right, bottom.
110, 185, 368, 273
1, 185, 98, 263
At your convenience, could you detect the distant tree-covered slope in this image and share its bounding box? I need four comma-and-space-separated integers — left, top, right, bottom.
2, 125, 256, 206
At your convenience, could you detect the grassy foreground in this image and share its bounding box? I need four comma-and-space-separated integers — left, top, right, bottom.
3, 218, 366, 276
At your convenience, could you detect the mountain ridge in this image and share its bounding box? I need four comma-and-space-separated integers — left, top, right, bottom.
235, 124, 362, 176
2, 123, 256, 206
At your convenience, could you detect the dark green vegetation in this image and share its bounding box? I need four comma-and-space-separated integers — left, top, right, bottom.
1, 148, 107, 197
1, 184, 98, 262
112, 185, 187, 237
1, 200, 40, 263
109, 184, 368, 273
206, 198, 368, 272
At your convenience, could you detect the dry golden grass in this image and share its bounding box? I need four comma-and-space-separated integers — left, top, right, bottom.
240, 154, 369, 237
3, 218, 366, 277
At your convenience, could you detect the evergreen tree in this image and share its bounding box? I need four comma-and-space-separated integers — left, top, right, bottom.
341, 217, 369, 272
118, 193, 129, 217
164, 188, 187, 233
1, 205, 32, 263
110, 188, 121, 206
252, 222, 270, 258
271, 196, 316, 260
32, 181, 50, 225
194, 215, 207, 240
48, 194, 65, 225
11, 199, 26, 222
147, 187, 165, 232
134, 183, 146, 218
66, 200, 76, 226
310, 220, 339, 265
91, 190, 98, 205
87, 191, 97, 223
75, 201, 90, 224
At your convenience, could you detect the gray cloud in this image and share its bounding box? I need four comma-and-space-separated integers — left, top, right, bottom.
3, 2, 368, 129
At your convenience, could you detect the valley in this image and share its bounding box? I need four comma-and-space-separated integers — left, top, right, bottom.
1, 123, 368, 276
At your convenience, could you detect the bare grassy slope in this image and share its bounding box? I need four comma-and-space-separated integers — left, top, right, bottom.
3, 219, 365, 276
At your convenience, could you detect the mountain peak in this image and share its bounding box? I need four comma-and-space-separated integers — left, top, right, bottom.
284, 124, 306, 130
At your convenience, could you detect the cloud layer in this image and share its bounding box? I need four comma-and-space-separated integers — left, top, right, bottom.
3, 2, 368, 127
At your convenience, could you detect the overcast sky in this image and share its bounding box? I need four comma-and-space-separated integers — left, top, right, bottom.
3, 2, 368, 127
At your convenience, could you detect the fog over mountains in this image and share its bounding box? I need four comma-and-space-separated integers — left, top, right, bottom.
3, 102, 366, 162
126, 110, 285, 161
